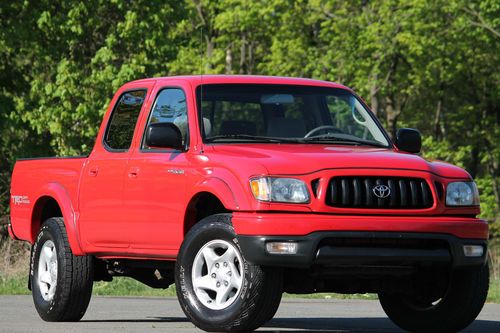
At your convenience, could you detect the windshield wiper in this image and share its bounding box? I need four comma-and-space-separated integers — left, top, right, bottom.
302, 134, 387, 148
205, 134, 300, 143
206, 133, 387, 147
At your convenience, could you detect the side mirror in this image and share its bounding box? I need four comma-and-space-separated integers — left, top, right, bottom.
145, 122, 183, 150
395, 128, 421, 153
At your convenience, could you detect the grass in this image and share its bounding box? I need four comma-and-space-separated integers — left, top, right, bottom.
93, 278, 177, 297
0, 275, 28, 295
1, 275, 499, 303
0, 274, 379, 299
488, 278, 500, 303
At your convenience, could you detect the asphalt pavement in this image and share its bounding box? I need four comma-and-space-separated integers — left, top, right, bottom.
0, 295, 499, 332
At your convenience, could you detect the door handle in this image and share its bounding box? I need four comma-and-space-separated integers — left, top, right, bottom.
89, 167, 99, 177
128, 167, 140, 178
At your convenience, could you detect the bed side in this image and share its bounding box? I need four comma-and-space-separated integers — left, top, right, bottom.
9, 157, 87, 255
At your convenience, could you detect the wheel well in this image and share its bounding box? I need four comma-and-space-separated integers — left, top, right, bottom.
184, 192, 230, 235
31, 196, 62, 240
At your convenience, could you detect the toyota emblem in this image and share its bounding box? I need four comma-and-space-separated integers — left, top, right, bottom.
372, 184, 391, 199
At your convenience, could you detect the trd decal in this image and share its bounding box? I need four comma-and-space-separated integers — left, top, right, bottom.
11, 195, 30, 205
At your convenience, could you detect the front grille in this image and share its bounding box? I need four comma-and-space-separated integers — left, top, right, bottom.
326, 176, 433, 209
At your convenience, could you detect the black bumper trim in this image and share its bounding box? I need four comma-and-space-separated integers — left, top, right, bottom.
236, 231, 487, 269
315, 247, 451, 265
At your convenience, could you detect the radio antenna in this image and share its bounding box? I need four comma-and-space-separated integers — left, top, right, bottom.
199, 25, 204, 151
200, 25, 204, 80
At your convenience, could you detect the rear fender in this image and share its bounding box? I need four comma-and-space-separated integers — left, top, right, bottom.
31, 183, 84, 255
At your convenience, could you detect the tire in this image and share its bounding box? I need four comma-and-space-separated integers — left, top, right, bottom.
175, 214, 283, 332
31, 217, 93, 321
378, 263, 489, 333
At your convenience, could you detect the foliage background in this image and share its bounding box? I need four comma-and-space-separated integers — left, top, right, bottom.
0, 0, 498, 259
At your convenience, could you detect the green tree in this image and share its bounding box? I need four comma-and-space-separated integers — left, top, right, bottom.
0, 0, 498, 237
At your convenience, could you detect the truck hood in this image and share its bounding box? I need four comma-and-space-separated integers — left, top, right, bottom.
211, 144, 471, 178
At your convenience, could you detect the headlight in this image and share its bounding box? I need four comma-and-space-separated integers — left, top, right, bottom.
446, 181, 480, 206
250, 177, 310, 203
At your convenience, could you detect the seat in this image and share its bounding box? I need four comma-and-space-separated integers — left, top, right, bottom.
267, 117, 306, 137
203, 117, 212, 136
220, 120, 257, 136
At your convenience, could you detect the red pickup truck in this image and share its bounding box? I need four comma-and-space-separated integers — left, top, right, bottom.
9, 75, 489, 332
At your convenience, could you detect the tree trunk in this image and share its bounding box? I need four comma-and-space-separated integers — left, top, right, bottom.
225, 47, 232, 74
239, 33, 247, 74
487, 147, 500, 216
205, 36, 214, 71
194, 0, 216, 72
247, 41, 254, 74
433, 99, 442, 139
470, 147, 479, 178
489, 161, 500, 211
385, 96, 401, 138
370, 74, 379, 116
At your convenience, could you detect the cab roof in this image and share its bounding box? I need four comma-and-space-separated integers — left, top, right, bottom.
126, 75, 350, 90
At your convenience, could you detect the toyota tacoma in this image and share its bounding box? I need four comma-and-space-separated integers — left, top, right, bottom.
9, 75, 489, 332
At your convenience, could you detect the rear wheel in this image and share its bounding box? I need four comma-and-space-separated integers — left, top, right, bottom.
31, 217, 93, 321
378, 264, 489, 333
175, 214, 283, 332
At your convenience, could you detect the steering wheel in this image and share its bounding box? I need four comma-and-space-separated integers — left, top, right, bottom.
304, 125, 343, 138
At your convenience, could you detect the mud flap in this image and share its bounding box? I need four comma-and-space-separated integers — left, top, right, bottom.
28, 244, 34, 291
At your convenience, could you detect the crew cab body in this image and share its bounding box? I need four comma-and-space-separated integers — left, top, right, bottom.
9, 75, 489, 332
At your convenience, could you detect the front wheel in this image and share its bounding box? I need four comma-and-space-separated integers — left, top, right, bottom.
175, 214, 283, 332
31, 217, 93, 321
378, 264, 489, 333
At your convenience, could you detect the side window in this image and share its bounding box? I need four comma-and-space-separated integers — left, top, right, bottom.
104, 90, 147, 150
143, 88, 188, 149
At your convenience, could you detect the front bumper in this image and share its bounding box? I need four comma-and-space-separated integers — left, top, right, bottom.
238, 231, 487, 269
233, 213, 488, 269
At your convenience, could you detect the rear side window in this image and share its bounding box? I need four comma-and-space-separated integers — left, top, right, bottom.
104, 90, 147, 150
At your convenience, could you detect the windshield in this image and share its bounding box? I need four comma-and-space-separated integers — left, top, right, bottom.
197, 84, 390, 147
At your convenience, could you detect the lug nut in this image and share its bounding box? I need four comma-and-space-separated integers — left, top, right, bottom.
223, 262, 228, 267
216, 282, 221, 288
227, 271, 232, 276
224, 281, 229, 287
215, 263, 220, 268
211, 273, 216, 278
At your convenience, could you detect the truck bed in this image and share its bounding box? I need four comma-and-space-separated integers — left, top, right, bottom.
10, 156, 87, 243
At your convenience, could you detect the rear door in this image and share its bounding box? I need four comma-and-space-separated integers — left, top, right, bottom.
79, 83, 153, 249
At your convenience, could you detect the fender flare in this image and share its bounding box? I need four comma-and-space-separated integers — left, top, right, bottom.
31, 183, 84, 255
191, 177, 241, 210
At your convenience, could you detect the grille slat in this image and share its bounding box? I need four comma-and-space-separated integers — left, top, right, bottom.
399, 180, 408, 207
341, 178, 350, 206
329, 179, 338, 205
421, 181, 432, 207
353, 178, 362, 206
326, 176, 433, 209
410, 180, 419, 207
364, 178, 374, 207
388, 179, 397, 207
